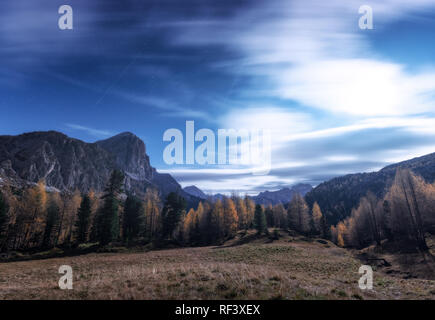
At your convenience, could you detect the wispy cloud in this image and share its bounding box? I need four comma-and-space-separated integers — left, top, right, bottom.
4, 0, 435, 194
65, 124, 113, 138
154, 0, 435, 193
116, 92, 212, 121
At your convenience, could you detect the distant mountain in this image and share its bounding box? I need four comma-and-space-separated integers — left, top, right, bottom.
183, 186, 226, 202
305, 152, 435, 225
183, 185, 207, 199
0, 131, 198, 205
251, 183, 313, 205
211, 193, 226, 202
183, 183, 312, 205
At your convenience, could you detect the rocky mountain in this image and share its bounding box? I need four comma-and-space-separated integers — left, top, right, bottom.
251, 183, 313, 205
0, 131, 197, 205
95, 132, 153, 181
183, 185, 207, 200
305, 152, 435, 225
0, 131, 114, 192
183, 186, 226, 202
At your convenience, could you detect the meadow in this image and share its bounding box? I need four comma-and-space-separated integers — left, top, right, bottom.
1, 231, 434, 300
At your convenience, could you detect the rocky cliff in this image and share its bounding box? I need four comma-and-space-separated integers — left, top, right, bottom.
0, 131, 195, 203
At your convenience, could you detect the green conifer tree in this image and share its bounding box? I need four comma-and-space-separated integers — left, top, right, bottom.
254, 204, 267, 235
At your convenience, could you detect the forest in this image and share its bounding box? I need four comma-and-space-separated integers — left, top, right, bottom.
0, 168, 434, 254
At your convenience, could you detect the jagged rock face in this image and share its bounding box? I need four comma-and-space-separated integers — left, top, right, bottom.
0, 131, 194, 204
95, 132, 153, 181
0, 131, 115, 192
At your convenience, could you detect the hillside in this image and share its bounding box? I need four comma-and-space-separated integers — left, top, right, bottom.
0, 231, 433, 300
252, 183, 312, 205
305, 152, 435, 225
0, 131, 196, 203
183, 185, 207, 200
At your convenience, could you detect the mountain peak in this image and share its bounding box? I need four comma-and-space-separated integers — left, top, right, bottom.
183, 185, 207, 199
112, 131, 137, 139
96, 132, 151, 181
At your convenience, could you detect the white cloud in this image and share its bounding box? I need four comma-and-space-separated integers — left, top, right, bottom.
65, 124, 113, 138
114, 92, 211, 121
278, 59, 435, 116
174, 0, 435, 117
163, 0, 435, 193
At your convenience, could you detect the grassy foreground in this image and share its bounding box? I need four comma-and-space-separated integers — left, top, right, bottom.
0, 231, 434, 300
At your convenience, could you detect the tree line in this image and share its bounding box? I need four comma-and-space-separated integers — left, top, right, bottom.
2, 167, 431, 253
0, 170, 330, 251
331, 169, 435, 251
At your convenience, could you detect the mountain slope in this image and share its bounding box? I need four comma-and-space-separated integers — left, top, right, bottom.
0, 131, 115, 192
0, 131, 196, 204
252, 183, 313, 205
305, 152, 435, 225
183, 185, 207, 200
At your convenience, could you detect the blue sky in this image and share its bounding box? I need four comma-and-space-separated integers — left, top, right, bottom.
1, 0, 435, 195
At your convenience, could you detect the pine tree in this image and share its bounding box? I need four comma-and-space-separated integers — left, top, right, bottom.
99, 196, 119, 245
254, 204, 267, 235
330, 225, 338, 243
320, 214, 330, 239
209, 199, 224, 243
191, 212, 202, 245
98, 170, 125, 245
201, 201, 214, 244
161, 192, 186, 240
74, 195, 92, 244
264, 205, 274, 228
123, 195, 144, 244
42, 199, 60, 248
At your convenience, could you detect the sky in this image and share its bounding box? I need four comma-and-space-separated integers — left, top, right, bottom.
1, 0, 435, 195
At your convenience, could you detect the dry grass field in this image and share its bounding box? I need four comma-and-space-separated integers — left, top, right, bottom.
0, 231, 434, 300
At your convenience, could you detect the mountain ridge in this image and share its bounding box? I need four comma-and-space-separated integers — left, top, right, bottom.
0, 130, 197, 204
183, 183, 313, 205
305, 151, 435, 225
251, 183, 313, 205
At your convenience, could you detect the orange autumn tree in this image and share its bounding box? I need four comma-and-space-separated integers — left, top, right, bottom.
312, 202, 323, 235
223, 198, 238, 238
336, 222, 347, 247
